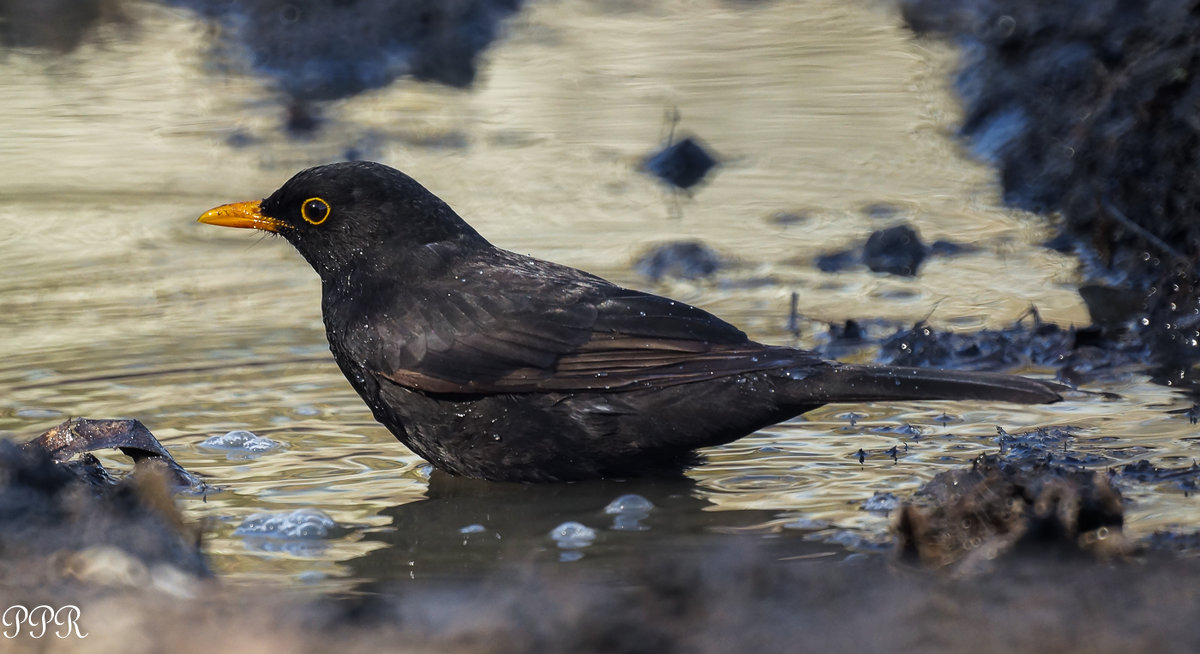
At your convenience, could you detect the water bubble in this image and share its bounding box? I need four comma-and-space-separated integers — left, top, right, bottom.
604, 494, 654, 531
549, 521, 596, 549
199, 430, 282, 458
234, 508, 336, 539
234, 508, 339, 556
604, 494, 654, 515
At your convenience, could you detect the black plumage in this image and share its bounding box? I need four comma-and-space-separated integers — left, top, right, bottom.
199, 161, 1062, 482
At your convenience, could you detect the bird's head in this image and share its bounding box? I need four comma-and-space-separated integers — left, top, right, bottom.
198, 161, 486, 277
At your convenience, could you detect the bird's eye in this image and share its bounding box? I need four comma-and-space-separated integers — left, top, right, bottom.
301, 197, 331, 225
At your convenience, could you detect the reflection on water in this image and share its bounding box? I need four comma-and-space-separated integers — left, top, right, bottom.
349, 473, 803, 583
0, 0, 1195, 589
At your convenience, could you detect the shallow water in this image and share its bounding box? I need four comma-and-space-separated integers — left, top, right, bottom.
0, 0, 1195, 589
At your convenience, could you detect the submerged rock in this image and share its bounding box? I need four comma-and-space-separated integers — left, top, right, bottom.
863, 224, 928, 276
633, 240, 726, 281
816, 222, 973, 276
641, 136, 719, 190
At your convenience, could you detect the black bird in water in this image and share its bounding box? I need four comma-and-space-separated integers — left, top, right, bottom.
199, 161, 1062, 482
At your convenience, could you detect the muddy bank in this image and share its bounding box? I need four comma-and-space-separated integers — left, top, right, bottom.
5, 419, 1200, 653
4, 537, 1200, 654
901, 0, 1200, 382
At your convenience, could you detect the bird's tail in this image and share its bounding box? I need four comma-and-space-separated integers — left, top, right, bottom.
786, 363, 1064, 405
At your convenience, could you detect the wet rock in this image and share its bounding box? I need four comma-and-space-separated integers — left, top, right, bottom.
29, 417, 202, 489
633, 240, 726, 281
1111, 459, 1200, 493
863, 224, 928, 276
994, 426, 1111, 467
878, 319, 1069, 371
641, 136, 719, 190
876, 316, 1146, 384
896, 454, 1127, 569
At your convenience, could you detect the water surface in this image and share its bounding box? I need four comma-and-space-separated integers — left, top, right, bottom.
1, 0, 1192, 588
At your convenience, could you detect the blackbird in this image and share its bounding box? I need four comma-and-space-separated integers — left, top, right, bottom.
199, 161, 1063, 482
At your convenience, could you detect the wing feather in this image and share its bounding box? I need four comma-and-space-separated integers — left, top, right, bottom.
342, 247, 808, 394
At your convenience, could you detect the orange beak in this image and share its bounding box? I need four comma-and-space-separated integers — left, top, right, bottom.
197, 200, 287, 232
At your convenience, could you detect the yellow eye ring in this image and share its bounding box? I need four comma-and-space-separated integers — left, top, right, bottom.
301, 197, 330, 225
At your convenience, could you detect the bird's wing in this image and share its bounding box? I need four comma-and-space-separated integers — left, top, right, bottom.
347, 252, 814, 394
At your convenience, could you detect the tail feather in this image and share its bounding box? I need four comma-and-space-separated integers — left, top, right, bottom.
789, 363, 1064, 406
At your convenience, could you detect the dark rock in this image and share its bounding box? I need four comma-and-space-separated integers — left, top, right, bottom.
27, 417, 203, 490
994, 425, 1111, 467
1111, 459, 1200, 492
633, 241, 725, 281
876, 316, 1145, 384
641, 136, 719, 190
863, 224, 928, 276
816, 224, 976, 276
